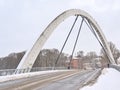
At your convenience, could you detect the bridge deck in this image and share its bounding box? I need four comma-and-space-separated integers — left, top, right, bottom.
0, 69, 101, 90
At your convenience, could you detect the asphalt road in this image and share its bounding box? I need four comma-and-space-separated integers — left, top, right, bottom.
0, 69, 101, 90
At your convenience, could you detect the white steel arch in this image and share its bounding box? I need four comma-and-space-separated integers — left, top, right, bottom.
17, 9, 116, 70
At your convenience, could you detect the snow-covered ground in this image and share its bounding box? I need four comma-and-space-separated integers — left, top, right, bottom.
81, 68, 120, 90
0, 70, 70, 83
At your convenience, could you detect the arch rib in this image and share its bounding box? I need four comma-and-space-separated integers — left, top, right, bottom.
17, 9, 115, 70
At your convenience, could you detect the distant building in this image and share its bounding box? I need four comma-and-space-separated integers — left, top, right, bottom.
66, 56, 102, 69
70, 58, 80, 69
65, 57, 82, 69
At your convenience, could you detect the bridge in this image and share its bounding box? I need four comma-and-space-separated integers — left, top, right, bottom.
17, 9, 116, 70
0, 9, 118, 90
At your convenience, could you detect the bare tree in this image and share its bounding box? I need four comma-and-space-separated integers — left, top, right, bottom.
100, 42, 120, 64
86, 51, 97, 60
33, 49, 68, 67
77, 51, 84, 58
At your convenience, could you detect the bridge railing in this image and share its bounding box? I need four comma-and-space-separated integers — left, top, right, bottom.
0, 69, 16, 76
109, 64, 120, 72
0, 67, 68, 76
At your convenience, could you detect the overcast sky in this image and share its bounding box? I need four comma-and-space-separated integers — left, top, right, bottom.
0, 0, 120, 57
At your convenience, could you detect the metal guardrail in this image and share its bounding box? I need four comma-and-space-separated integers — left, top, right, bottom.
109, 64, 120, 72
0, 67, 68, 76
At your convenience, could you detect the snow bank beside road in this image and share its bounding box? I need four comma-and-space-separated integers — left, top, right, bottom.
81, 68, 120, 90
0, 70, 70, 83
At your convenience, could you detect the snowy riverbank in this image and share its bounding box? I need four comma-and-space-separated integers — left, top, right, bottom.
81, 68, 120, 90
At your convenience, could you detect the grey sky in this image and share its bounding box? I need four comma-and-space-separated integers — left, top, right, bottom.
0, 0, 120, 57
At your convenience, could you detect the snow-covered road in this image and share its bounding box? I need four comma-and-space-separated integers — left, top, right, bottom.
0, 69, 101, 90
1, 68, 119, 90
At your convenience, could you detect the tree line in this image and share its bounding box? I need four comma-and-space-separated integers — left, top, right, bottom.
0, 42, 120, 69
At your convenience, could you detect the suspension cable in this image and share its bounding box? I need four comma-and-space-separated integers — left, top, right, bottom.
84, 19, 111, 63
69, 17, 84, 68
84, 19, 103, 46
54, 16, 79, 67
